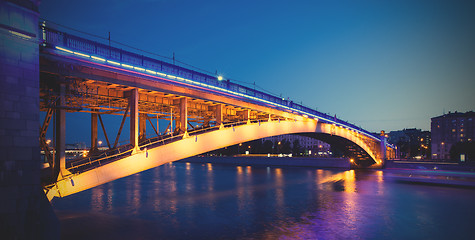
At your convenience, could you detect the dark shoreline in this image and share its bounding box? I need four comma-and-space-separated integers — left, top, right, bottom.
180, 156, 351, 169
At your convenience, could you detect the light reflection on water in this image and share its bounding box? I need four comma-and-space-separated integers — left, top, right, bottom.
53, 161, 475, 240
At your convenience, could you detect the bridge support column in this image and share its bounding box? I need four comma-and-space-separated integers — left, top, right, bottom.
139, 113, 146, 142
180, 97, 188, 137
239, 109, 250, 124
169, 109, 173, 135
380, 131, 387, 167
91, 110, 98, 152
215, 104, 224, 129
55, 83, 67, 178
129, 89, 139, 152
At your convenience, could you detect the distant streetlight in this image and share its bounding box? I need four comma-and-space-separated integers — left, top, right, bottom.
217, 75, 223, 81
98, 140, 103, 146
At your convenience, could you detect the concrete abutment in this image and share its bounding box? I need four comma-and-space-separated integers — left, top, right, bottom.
0, 0, 59, 238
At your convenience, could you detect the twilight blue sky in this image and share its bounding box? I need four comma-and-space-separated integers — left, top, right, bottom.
39, 0, 475, 143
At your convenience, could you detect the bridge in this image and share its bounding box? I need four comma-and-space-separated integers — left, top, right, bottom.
39, 25, 395, 200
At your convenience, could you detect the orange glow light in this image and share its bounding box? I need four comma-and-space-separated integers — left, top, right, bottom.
207, 163, 213, 171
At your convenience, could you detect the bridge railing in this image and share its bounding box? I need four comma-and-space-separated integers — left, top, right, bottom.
66, 118, 273, 173
40, 25, 382, 143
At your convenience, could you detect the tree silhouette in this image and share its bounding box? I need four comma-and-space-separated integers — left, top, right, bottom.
292, 139, 302, 155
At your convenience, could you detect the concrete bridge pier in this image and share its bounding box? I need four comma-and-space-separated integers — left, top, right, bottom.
139, 113, 147, 142
55, 83, 66, 178
0, 0, 59, 238
174, 97, 188, 136
380, 130, 388, 167
91, 110, 98, 152
129, 88, 139, 152
215, 104, 224, 129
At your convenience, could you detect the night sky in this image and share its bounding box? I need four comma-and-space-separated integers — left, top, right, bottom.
39, 0, 475, 144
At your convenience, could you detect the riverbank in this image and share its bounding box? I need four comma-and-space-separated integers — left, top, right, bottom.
384, 168, 475, 188
180, 156, 351, 169
385, 160, 475, 172
180, 157, 475, 188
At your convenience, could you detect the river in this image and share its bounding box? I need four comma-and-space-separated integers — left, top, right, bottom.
52, 159, 475, 239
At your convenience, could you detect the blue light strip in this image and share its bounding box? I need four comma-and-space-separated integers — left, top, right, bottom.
54, 46, 386, 143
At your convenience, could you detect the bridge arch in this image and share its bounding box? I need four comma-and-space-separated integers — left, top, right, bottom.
48, 119, 386, 199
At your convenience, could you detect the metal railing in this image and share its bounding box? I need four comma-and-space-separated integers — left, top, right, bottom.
40, 25, 383, 143
66, 118, 282, 173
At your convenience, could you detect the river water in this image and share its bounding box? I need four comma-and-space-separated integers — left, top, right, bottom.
52, 160, 475, 239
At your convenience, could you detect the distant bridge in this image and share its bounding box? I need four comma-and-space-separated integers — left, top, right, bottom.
39, 25, 395, 200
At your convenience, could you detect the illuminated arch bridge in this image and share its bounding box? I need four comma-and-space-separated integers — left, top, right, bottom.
39, 26, 395, 200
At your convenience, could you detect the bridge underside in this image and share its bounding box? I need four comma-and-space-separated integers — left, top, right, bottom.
300, 133, 376, 167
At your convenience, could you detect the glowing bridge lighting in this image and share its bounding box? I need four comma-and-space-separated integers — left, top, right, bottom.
9, 30, 32, 39
107, 60, 120, 65
91, 56, 106, 61
217, 75, 223, 81
55, 46, 73, 53
73, 52, 90, 58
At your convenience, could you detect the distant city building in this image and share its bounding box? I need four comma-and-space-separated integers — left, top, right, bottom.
388, 128, 430, 159
261, 134, 331, 156
431, 111, 475, 160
